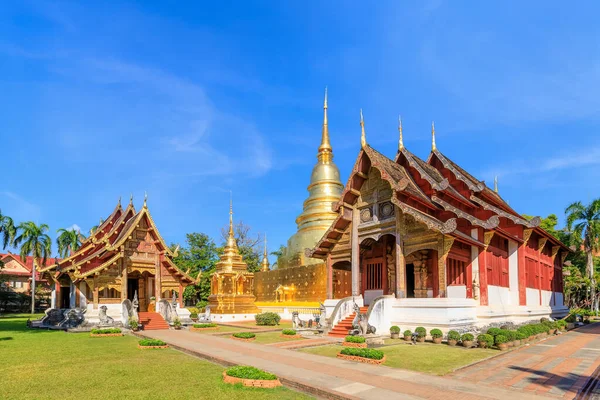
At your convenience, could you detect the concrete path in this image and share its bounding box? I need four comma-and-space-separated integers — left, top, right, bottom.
142, 329, 551, 400
451, 323, 600, 399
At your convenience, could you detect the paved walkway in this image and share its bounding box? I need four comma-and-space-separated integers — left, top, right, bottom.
450, 323, 600, 399
143, 329, 554, 400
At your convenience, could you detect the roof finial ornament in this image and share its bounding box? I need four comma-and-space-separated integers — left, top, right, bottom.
227, 191, 237, 249
398, 115, 404, 150
494, 176, 499, 193
143, 191, 148, 208
118, 196, 121, 207
129, 194, 133, 205
360, 109, 366, 148
318, 86, 332, 157
431, 121, 437, 151
261, 233, 270, 272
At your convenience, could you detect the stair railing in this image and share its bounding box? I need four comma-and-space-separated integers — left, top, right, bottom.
327, 296, 357, 330
365, 295, 395, 334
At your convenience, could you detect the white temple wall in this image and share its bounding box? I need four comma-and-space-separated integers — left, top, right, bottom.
508, 241, 519, 305
541, 290, 553, 306
526, 288, 539, 306
447, 285, 467, 298
487, 285, 510, 307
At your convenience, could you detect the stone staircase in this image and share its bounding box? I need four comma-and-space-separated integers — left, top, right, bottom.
139, 312, 170, 330
328, 306, 368, 338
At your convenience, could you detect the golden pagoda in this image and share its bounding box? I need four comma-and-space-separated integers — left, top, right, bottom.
261, 234, 270, 272
207, 200, 259, 321
284, 88, 344, 267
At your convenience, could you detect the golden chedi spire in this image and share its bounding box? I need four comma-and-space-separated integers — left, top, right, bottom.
398, 115, 404, 151
285, 88, 344, 267
216, 196, 247, 273
360, 109, 366, 148
261, 233, 270, 272
431, 121, 437, 151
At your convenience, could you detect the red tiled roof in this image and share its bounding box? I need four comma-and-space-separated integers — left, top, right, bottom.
0, 253, 56, 280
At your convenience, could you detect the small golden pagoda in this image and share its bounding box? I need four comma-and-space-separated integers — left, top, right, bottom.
261, 234, 270, 272
208, 200, 259, 321
283, 88, 344, 267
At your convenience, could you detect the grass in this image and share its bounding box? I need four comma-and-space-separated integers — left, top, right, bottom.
299, 342, 497, 375
252, 331, 305, 344
0, 315, 312, 400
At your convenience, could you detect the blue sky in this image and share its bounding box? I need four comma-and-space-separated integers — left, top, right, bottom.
1, 1, 600, 261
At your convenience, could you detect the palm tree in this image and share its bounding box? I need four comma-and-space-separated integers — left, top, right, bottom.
0, 209, 16, 249
13, 222, 52, 314
566, 199, 600, 313
56, 228, 85, 258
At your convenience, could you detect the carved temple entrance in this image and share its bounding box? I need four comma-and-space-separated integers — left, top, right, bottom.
360, 234, 395, 304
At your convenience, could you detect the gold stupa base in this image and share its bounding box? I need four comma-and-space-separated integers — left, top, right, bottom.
207, 294, 260, 315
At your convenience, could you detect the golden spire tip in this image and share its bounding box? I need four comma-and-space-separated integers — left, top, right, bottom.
360, 109, 366, 148
129, 194, 133, 205
431, 121, 437, 151
143, 191, 147, 208
398, 115, 404, 150
318, 87, 332, 155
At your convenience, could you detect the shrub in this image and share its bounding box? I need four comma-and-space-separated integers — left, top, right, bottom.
486, 327, 502, 336
430, 328, 443, 338
556, 320, 567, 329
195, 300, 209, 311
390, 325, 401, 334
495, 334, 508, 345
477, 334, 494, 347
415, 327, 427, 338
128, 317, 138, 330
282, 329, 297, 336
340, 347, 384, 360
517, 326, 533, 338
447, 330, 461, 341
226, 366, 277, 380
565, 314, 576, 323
193, 323, 217, 328
345, 335, 366, 343
173, 317, 182, 328
91, 328, 122, 334
516, 331, 526, 340
403, 329, 412, 337
505, 330, 517, 341
255, 312, 281, 326
461, 333, 474, 342
139, 339, 166, 346
189, 312, 198, 319
233, 332, 256, 339
187, 307, 200, 315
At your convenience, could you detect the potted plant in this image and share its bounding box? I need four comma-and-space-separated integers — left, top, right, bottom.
430, 328, 443, 344
477, 333, 493, 349
390, 325, 400, 339
173, 317, 182, 330
515, 331, 526, 346
495, 334, 508, 350
415, 327, 426, 343
128, 316, 139, 332
505, 330, 517, 347
447, 330, 460, 346
461, 333, 474, 348
190, 312, 198, 322
403, 329, 412, 341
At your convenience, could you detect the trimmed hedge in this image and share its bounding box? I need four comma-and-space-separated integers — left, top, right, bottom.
447, 330, 461, 341
340, 347, 384, 360
390, 325, 401, 334
139, 339, 166, 346
226, 366, 277, 380
344, 335, 366, 343
477, 334, 494, 347
193, 323, 218, 328
495, 334, 508, 344
461, 333, 474, 341
486, 327, 502, 337
516, 331, 526, 340
233, 332, 256, 339
430, 328, 443, 338
403, 330, 412, 336
282, 329, 297, 336
91, 328, 122, 334
415, 327, 427, 338
255, 312, 281, 326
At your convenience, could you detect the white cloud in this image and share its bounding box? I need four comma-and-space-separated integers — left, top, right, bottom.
67, 224, 82, 233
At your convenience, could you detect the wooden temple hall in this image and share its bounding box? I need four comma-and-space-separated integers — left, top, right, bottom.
39, 196, 194, 312
309, 117, 569, 314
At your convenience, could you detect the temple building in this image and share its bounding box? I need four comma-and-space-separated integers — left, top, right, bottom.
39, 196, 194, 321
282, 88, 344, 268
208, 201, 260, 322
308, 114, 569, 331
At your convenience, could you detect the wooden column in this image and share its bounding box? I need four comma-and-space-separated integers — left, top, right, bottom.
351, 208, 360, 297
55, 284, 61, 309
178, 284, 184, 307
395, 212, 405, 298
121, 259, 128, 301
75, 283, 81, 307
438, 236, 455, 298
479, 230, 493, 306
326, 253, 333, 299
155, 255, 162, 301
517, 233, 529, 306
382, 236, 388, 295
93, 277, 99, 309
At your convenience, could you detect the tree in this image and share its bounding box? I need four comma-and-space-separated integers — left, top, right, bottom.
170, 233, 219, 304
220, 221, 263, 273
56, 227, 85, 258
13, 222, 52, 314
566, 199, 600, 313
0, 209, 16, 249
270, 245, 287, 270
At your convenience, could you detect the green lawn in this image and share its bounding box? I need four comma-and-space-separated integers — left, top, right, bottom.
299, 342, 497, 375
0, 315, 312, 400
252, 331, 305, 344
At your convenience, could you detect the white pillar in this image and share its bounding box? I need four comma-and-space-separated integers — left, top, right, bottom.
51, 283, 56, 309
69, 281, 76, 308
351, 208, 360, 296
508, 240, 519, 306
79, 282, 87, 308
470, 229, 480, 301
